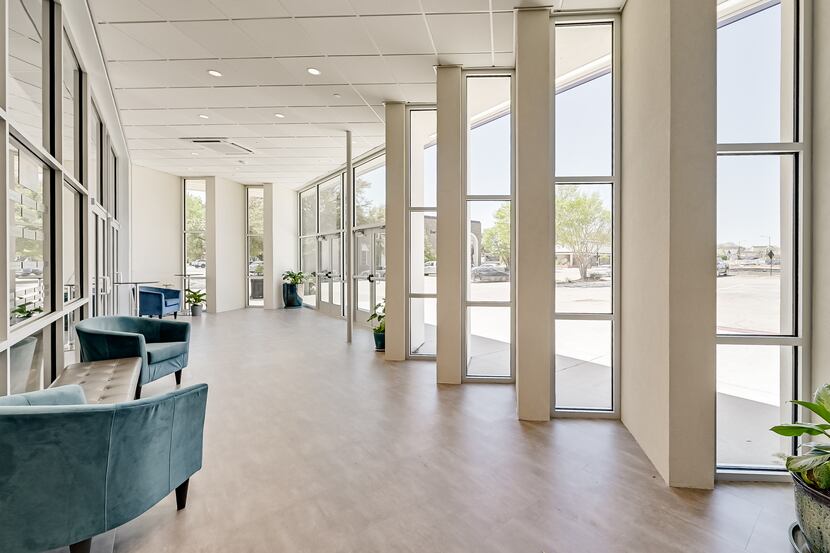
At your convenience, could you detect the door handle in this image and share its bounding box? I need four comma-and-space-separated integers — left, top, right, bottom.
367, 274, 375, 283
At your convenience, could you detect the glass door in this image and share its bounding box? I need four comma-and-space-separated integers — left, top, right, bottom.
91, 210, 111, 316
353, 228, 385, 327
317, 234, 343, 317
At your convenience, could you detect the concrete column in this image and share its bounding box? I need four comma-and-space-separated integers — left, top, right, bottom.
385, 103, 407, 360
514, 8, 553, 421
436, 66, 464, 384
206, 177, 246, 313
263, 182, 298, 309
621, 0, 716, 489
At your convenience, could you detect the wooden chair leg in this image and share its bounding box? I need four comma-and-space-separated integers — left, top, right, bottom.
175, 479, 189, 510
134, 385, 142, 400
175, 370, 182, 385
173, 311, 178, 319
70, 537, 92, 553
158, 314, 163, 319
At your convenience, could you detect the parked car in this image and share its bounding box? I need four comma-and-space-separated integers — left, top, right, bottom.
717, 259, 729, 277
424, 261, 437, 276
191, 259, 206, 269
587, 265, 612, 279
471, 264, 510, 282
249, 260, 263, 274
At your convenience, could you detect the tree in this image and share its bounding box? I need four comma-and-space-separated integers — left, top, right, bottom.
481, 202, 510, 266
185, 192, 206, 263
555, 185, 611, 280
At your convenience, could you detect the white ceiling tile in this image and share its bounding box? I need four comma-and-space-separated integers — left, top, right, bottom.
493, 12, 514, 52
350, 83, 405, 104
234, 19, 322, 57
328, 56, 396, 84
137, 0, 226, 20
421, 0, 490, 12
427, 13, 491, 53
360, 15, 435, 55
109, 59, 301, 88
88, 0, 162, 23
105, 22, 217, 60
96, 25, 163, 61
278, 0, 355, 17
274, 57, 350, 85
399, 83, 437, 103
383, 55, 438, 84
120, 108, 239, 126
349, 0, 422, 14
172, 21, 270, 58
210, 0, 291, 18
437, 53, 492, 66
299, 17, 379, 56
492, 0, 561, 8
560, 0, 624, 9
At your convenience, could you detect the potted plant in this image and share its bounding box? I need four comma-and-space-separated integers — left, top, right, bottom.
185, 288, 207, 316
367, 302, 385, 352
11, 301, 43, 321
282, 270, 308, 308
771, 384, 830, 552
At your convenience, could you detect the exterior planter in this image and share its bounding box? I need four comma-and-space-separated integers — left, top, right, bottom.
283, 283, 302, 308
794, 473, 830, 552
190, 304, 203, 316
373, 332, 385, 352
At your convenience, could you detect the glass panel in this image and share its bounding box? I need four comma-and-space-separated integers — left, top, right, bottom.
717, 344, 793, 468
10, 329, 46, 393
467, 76, 511, 196
716, 155, 794, 335
374, 231, 386, 305
467, 306, 511, 378
63, 309, 81, 367
354, 156, 386, 226
468, 201, 510, 302
8, 0, 45, 147
300, 188, 317, 235
717, 1, 795, 144
247, 278, 264, 307
357, 280, 370, 313
410, 211, 437, 295
555, 320, 612, 410
63, 183, 81, 302
9, 142, 50, 327
410, 109, 437, 207
247, 187, 264, 234
247, 236, 263, 277
318, 177, 342, 233
355, 233, 371, 278
300, 237, 317, 305
109, 149, 117, 218
62, 32, 79, 178
555, 24, 613, 177
184, 179, 207, 292
555, 184, 613, 313
410, 298, 437, 356
90, 108, 102, 201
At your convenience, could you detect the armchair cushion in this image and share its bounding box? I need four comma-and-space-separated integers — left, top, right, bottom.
0, 385, 87, 407
146, 341, 188, 364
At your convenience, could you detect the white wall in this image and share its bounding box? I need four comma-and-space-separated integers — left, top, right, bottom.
207, 177, 246, 313
264, 182, 298, 309
130, 165, 181, 286
621, 0, 716, 489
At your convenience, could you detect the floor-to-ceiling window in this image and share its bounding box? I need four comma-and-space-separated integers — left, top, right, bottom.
464, 74, 513, 380
552, 18, 619, 414
298, 186, 318, 306
716, 0, 805, 470
246, 186, 264, 307
407, 107, 437, 357
353, 154, 386, 326
184, 179, 207, 294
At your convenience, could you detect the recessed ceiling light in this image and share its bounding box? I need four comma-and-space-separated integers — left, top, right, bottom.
274, 113, 285, 119
307, 67, 321, 76
199, 114, 209, 119
191, 152, 199, 156
207, 69, 222, 77
333, 93, 341, 98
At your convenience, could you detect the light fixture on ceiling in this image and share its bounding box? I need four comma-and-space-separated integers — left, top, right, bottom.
207, 69, 222, 77
333, 93, 341, 98
199, 114, 209, 119
274, 113, 285, 119
191, 152, 199, 156
307, 67, 321, 76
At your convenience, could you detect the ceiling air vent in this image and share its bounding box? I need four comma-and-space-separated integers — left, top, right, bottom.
184, 138, 254, 155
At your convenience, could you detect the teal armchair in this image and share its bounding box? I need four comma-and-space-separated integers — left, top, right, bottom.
75, 316, 190, 398
0, 383, 208, 553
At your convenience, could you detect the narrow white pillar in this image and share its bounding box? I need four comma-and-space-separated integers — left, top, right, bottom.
514, 8, 553, 421
345, 131, 354, 343
385, 103, 407, 360
264, 182, 299, 310
436, 66, 464, 384
621, 0, 716, 489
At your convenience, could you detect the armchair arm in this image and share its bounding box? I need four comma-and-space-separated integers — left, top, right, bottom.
158, 320, 190, 343
77, 329, 148, 369
139, 289, 164, 315
160, 288, 182, 301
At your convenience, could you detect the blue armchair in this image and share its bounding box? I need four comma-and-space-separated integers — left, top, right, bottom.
0, 383, 208, 553
76, 316, 190, 398
139, 286, 181, 319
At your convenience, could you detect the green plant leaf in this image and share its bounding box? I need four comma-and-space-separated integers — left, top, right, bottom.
771, 423, 830, 437
813, 463, 830, 489
816, 385, 830, 411
793, 400, 830, 425
787, 453, 830, 473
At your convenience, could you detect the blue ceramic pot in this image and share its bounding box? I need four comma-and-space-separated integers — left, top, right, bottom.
283, 283, 302, 308
373, 332, 385, 352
